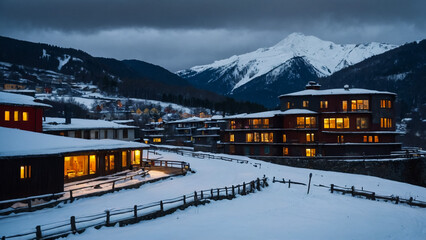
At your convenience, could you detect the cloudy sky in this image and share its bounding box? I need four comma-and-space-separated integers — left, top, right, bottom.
0, 0, 425, 71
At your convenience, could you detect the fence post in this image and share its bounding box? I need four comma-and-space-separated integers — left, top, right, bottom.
395, 196, 399, 204
210, 189, 213, 199
201, 191, 204, 199
112, 182, 115, 192
351, 186, 355, 196
330, 184, 334, 193
2, 236, 5, 240
71, 216, 77, 233
232, 185, 235, 196
242, 182, 246, 195
27, 199, 32, 210
134, 205, 138, 220
288, 180, 291, 188
160, 201, 164, 211
183, 195, 186, 205
217, 188, 220, 198
307, 173, 312, 195
194, 191, 198, 202
257, 178, 260, 191
106, 210, 110, 226
70, 190, 74, 202
36, 225, 42, 239
273, 176, 275, 183
371, 192, 376, 200
409, 197, 413, 205
225, 187, 228, 197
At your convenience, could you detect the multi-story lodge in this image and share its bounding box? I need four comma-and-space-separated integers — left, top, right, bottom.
193, 115, 227, 152
163, 117, 205, 146
222, 82, 401, 157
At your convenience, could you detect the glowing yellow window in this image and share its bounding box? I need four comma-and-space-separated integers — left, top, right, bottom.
374, 136, 379, 143
336, 118, 343, 129
287, 102, 291, 109
22, 112, 28, 121
109, 155, 115, 170
20, 165, 31, 179
324, 118, 330, 129
342, 101, 348, 111
363, 136, 368, 143
344, 118, 350, 128
368, 136, 373, 143
153, 138, 161, 143
306, 133, 314, 142
89, 155, 96, 174
14, 111, 19, 121
329, 118, 336, 128
134, 150, 141, 165
320, 101, 328, 109
303, 101, 309, 108
122, 151, 127, 167
4, 111, 10, 121
283, 147, 289, 156
246, 133, 253, 142
282, 134, 287, 142
230, 134, 235, 142
306, 148, 316, 157
254, 132, 260, 142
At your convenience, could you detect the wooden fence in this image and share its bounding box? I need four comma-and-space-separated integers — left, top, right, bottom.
1, 177, 269, 240
272, 175, 426, 208
152, 146, 262, 168
0, 159, 190, 215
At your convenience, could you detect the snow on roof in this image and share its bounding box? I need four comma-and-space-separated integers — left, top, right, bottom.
224, 109, 317, 119
43, 117, 137, 131
166, 117, 205, 124
113, 119, 135, 124
279, 88, 396, 98
0, 127, 148, 158
0, 91, 51, 108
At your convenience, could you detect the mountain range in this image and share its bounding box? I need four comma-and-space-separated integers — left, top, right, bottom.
177, 33, 397, 107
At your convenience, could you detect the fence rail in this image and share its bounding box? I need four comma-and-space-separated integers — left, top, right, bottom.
272, 175, 426, 208
152, 146, 262, 168
0, 159, 190, 215
1, 177, 269, 240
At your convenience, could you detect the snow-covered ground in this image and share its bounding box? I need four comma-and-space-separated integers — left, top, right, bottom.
0, 151, 425, 239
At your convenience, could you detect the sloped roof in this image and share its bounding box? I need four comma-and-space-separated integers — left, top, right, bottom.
0, 127, 148, 158
43, 117, 137, 131
0, 91, 51, 108
279, 88, 396, 98
224, 109, 317, 119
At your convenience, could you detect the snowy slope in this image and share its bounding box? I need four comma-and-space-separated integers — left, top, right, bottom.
1, 151, 424, 239
177, 33, 397, 98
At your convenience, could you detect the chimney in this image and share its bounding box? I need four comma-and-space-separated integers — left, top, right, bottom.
344, 84, 350, 91
64, 105, 71, 124
305, 81, 321, 90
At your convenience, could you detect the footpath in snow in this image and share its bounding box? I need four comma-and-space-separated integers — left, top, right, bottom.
0, 151, 425, 240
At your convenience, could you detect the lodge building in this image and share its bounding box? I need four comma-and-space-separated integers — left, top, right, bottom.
222, 82, 401, 157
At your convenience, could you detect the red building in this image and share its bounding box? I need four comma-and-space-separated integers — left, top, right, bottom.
222, 82, 401, 157
0, 91, 51, 132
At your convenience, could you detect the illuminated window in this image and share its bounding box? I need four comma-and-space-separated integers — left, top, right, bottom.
22, 112, 28, 121
5, 111, 10, 121
153, 138, 162, 143
380, 118, 392, 128
246, 133, 253, 142
337, 135, 344, 143
64, 155, 89, 178
297, 117, 316, 128
306, 148, 316, 157
363, 136, 368, 143
109, 155, 115, 170
306, 133, 314, 142
287, 102, 291, 109
283, 147, 289, 156
230, 120, 236, 129
263, 118, 269, 126
230, 134, 235, 142
342, 101, 348, 111
261, 132, 273, 142
254, 132, 260, 142
249, 119, 269, 128
323, 118, 349, 129
14, 111, 19, 121
133, 150, 141, 165
368, 136, 373, 143
374, 136, 379, 143
121, 151, 127, 167
380, 100, 392, 108
320, 101, 328, 109
20, 165, 31, 179
282, 134, 287, 142
89, 155, 96, 174
351, 100, 369, 111
303, 101, 309, 108
356, 117, 369, 129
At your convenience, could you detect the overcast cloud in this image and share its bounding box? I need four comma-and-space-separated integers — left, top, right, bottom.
0, 0, 425, 71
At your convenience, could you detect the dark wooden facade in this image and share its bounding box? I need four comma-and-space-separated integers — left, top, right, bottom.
0, 105, 45, 132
